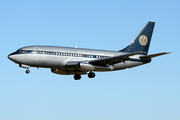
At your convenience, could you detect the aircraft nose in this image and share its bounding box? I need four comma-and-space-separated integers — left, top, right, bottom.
8, 54, 13, 60
8, 52, 16, 61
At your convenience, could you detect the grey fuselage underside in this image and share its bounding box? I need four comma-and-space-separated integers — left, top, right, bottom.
10, 46, 146, 71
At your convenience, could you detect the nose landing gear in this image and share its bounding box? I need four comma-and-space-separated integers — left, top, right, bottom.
19, 64, 30, 74
25, 69, 30, 74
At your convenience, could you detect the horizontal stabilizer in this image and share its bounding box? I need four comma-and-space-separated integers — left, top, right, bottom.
140, 52, 171, 58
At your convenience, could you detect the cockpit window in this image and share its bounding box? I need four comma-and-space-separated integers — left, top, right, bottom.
22, 50, 27, 53
16, 49, 21, 52
16, 49, 28, 53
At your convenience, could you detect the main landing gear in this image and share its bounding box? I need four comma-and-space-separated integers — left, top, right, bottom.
88, 72, 95, 78
74, 72, 96, 80
74, 74, 81, 80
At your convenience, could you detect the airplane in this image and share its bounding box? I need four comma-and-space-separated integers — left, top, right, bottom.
8, 22, 170, 80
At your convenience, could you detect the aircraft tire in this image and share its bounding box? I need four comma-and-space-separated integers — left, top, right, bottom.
88, 72, 95, 78
74, 74, 81, 80
26, 70, 30, 74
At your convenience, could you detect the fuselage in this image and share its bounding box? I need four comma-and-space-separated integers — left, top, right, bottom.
8, 45, 146, 72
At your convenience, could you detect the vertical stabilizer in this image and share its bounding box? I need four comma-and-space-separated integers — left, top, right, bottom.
120, 22, 155, 55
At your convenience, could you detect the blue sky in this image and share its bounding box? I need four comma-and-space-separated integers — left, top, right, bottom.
0, 0, 179, 120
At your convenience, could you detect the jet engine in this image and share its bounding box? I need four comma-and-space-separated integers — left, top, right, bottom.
65, 62, 114, 71
78, 63, 114, 71
78, 63, 95, 71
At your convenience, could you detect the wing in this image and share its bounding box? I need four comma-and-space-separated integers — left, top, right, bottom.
64, 52, 143, 71
88, 51, 144, 66
64, 51, 170, 71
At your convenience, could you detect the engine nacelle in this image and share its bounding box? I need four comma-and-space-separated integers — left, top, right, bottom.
65, 62, 114, 71
78, 63, 114, 71
78, 63, 95, 71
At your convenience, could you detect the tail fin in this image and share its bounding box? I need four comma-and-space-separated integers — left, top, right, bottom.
120, 22, 155, 55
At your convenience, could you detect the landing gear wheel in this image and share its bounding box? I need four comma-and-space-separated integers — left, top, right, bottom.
74, 74, 81, 80
88, 72, 95, 78
26, 70, 30, 74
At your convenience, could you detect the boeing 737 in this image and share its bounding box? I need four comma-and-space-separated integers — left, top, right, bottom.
8, 22, 170, 80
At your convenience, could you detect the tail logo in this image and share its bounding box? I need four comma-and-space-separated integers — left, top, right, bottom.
139, 35, 148, 46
